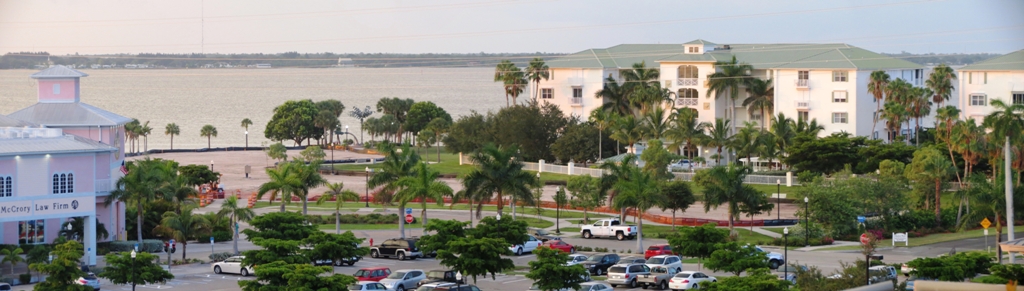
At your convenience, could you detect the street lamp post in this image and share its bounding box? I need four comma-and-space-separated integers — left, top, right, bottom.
211, 160, 214, 172
783, 227, 789, 283
804, 196, 809, 247
130, 250, 137, 291
556, 186, 562, 234
776, 179, 781, 220
365, 167, 372, 207
245, 131, 248, 149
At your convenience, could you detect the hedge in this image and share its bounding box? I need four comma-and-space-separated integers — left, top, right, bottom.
209, 252, 235, 262
108, 239, 164, 253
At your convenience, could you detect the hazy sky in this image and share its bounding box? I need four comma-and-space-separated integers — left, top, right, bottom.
1, 0, 1022, 55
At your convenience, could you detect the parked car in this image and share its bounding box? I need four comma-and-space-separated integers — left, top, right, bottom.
901, 263, 915, 277
418, 270, 463, 286
566, 254, 589, 266
380, 269, 426, 291
510, 235, 542, 256
212, 256, 255, 276
668, 271, 717, 290
645, 244, 675, 259
416, 282, 456, 291
314, 256, 361, 266
76, 272, 101, 290
606, 263, 650, 288
646, 255, 684, 274
528, 228, 561, 242
754, 246, 785, 269
638, 265, 675, 290
371, 238, 425, 260
0, 283, 10, 291
433, 284, 481, 291
776, 265, 807, 284
541, 240, 575, 253
668, 160, 693, 171
528, 282, 610, 291
620, 256, 647, 265
355, 267, 392, 282
869, 266, 898, 284
580, 219, 637, 240
581, 253, 620, 275
349, 281, 389, 291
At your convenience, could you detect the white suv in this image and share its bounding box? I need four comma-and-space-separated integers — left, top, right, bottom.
380, 269, 426, 291
212, 256, 255, 276
645, 255, 683, 274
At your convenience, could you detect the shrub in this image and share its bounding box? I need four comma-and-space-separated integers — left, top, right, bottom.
209, 252, 235, 262
108, 239, 164, 253
974, 275, 1009, 284
19, 273, 31, 285
211, 230, 233, 242
797, 170, 818, 184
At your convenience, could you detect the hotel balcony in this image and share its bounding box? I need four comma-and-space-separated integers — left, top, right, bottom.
676, 98, 698, 107
677, 78, 699, 86
794, 79, 810, 90
795, 100, 810, 110
567, 77, 585, 86
571, 97, 583, 106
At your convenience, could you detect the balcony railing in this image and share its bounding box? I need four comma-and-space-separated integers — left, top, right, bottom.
794, 79, 810, 89
677, 78, 699, 86
795, 101, 810, 110
567, 77, 585, 86
676, 98, 698, 106
571, 97, 583, 106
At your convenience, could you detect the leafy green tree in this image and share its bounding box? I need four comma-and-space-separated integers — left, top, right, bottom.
905, 252, 993, 281
668, 223, 729, 270
376, 97, 415, 141
107, 158, 168, 245
257, 162, 304, 212
405, 101, 452, 135
785, 133, 866, 174
463, 144, 538, 216
265, 99, 321, 145
854, 139, 916, 174
589, 108, 619, 159
200, 124, 218, 149
659, 181, 695, 230
470, 216, 530, 248
298, 145, 325, 162
157, 206, 210, 260
394, 163, 453, 235
266, 142, 288, 162
99, 251, 174, 290
702, 268, 788, 291
551, 122, 600, 166
29, 241, 92, 291
239, 260, 356, 291
705, 243, 769, 276
0, 246, 23, 277
436, 237, 514, 284
640, 139, 676, 179
443, 111, 490, 154
566, 175, 603, 223
694, 165, 761, 231
241, 212, 319, 269
526, 247, 589, 291
317, 182, 360, 234
419, 219, 470, 255
164, 123, 180, 150
990, 264, 1024, 286
904, 147, 953, 225
25, 246, 49, 282
487, 102, 569, 161
797, 172, 863, 237
219, 195, 255, 255
302, 231, 368, 274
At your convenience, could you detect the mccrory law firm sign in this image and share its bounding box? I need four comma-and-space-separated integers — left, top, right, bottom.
0, 196, 96, 220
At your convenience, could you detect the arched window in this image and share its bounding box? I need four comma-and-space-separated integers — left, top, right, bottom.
67, 173, 74, 193
53, 174, 60, 194
60, 174, 67, 194
677, 65, 698, 79
676, 88, 699, 106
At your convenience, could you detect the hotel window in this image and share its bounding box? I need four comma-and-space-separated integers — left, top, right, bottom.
1013, 93, 1024, 105
832, 112, 848, 124
19, 220, 45, 244
52, 173, 74, 194
750, 112, 762, 122
798, 71, 809, 80
541, 88, 553, 99
833, 91, 848, 103
798, 111, 809, 122
688, 46, 699, 53
970, 94, 987, 106
572, 87, 583, 98
0, 176, 11, 197
832, 71, 848, 82
53, 84, 61, 94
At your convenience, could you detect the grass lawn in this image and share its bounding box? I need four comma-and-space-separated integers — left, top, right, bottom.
814, 228, 995, 251
518, 217, 554, 229
559, 227, 582, 234
637, 225, 775, 245
317, 223, 423, 230
335, 147, 576, 184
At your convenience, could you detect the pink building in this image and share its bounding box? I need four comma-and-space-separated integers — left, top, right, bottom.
1, 65, 130, 266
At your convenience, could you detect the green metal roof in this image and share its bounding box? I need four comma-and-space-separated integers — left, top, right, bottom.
684, 39, 717, 46
546, 44, 683, 69
959, 49, 1024, 71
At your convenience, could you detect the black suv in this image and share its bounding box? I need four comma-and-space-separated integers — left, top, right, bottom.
370, 238, 424, 260
581, 253, 620, 275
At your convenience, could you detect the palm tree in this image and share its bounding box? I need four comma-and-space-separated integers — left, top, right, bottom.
125, 119, 140, 153
349, 106, 375, 144
694, 164, 760, 232
159, 207, 210, 260
706, 56, 753, 132
702, 118, 733, 165
595, 76, 632, 117
881, 101, 907, 142
742, 78, 774, 130
610, 115, 645, 154
630, 86, 672, 115
600, 154, 640, 221
257, 162, 304, 212
793, 118, 824, 137
526, 58, 550, 102
317, 182, 359, 234
0, 246, 24, 277
952, 119, 986, 180
504, 67, 529, 106
106, 158, 166, 244
394, 163, 453, 237
161, 173, 197, 215
620, 61, 660, 92
936, 106, 963, 183
462, 144, 538, 216
294, 160, 327, 215
200, 124, 217, 149
241, 118, 253, 148
867, 71, 890, 139
758, 133, 781, 170
641, 106, 671, 140
164, 123, 180, 150
964, 175, 1009, 262
218, 195, 254, 255
425, 118, 451, 163
908, 87, 933, 146
368, 144, 422, 211
983, 100, 1024, 186
770, 113, 796, 152
885, 79, 913, 143
611, 164, 662, 253
665, 108, 707, 161
139, 121, 152, 152
731, 122, 761, 167
494, 60, 516, 107
589, 109, 616, 159
926, 64, 957, 106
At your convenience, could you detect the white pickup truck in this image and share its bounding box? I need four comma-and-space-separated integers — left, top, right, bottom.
581, 219, 637, 241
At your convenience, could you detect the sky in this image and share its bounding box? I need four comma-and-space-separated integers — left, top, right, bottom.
0, 0, 1022, 55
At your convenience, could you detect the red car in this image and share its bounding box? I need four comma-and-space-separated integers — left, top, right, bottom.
645, 244, 675, 259
541, 240, 575, 253
354, 267, 391, 282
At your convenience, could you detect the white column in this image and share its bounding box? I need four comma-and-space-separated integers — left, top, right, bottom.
786, 171, 793, 187
85, 215, 97, 265
538, 160, 545, 174
567, 161, 575, 175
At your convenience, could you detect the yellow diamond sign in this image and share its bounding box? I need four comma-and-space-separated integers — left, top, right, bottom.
981, 218, 992, 229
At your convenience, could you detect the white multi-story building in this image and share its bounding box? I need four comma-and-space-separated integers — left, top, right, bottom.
956, 49, 1024, 122
540, 40, 926, 161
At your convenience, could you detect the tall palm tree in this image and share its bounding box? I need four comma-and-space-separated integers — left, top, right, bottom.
394, 163, 453, 237
317, 182, 359, 234
706, 56, 753, 132
161, 173, 197, 215
630, 86, 672, 115
218, 195, 254, 255
881, 101, 907, 142
964, 175, 1009, 262
952, 118, 986, 180
621, 62, 660, 111
589, 109, 616, 159
241, 118, 253, 148
159, 207, 210, 260
926, 64, 957, 106
730, 122, 761, 166
885, 79, 913, 143
758, 133, 781, 170
793, 118, 824, 137
694, 164, 760, 232
494, 60, 517, 107
610, 115, 645, 154
983, 100, 1024, 186
164, 123, 180, 150
908, 87, 933, 146
641, 106, 671, 140
742, 78, 774, 130
504, 67, 529, 106
867, 71, 891, 139
368, 144, 422, 211
200, 124, 217, 149
257, 162, 304, 212
106, 158, 166, 244
936, 106, 963, 184
294, 160, 327, 215
349, 106, 374, 144
462, 144, 538, 216
664, 108, 707, 161
703, 118, 733, 165
139, 121, 152, 152
611, 164, 662, 253
526, 58, 550, 102
595, 77, 633, 116
125, 119, 140, 153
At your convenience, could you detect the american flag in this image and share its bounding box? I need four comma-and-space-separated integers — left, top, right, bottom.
120, 161, 128, 175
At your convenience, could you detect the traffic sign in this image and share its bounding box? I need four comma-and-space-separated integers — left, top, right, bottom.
857, 216, 866, 224
210, 236, 215, 244
860, 233, 871, 245
405, 214, 414, 223
981, 218, 992, 229
406, 208, 413, 215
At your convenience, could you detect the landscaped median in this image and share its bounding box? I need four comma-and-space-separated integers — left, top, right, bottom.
803, 228, 995, 251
